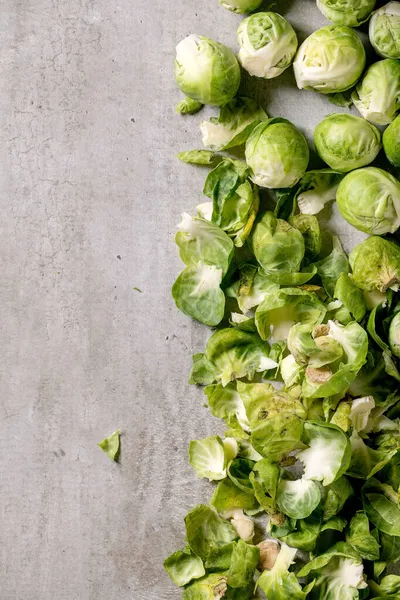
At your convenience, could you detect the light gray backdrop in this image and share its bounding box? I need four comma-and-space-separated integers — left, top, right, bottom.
1, 1, 371, 598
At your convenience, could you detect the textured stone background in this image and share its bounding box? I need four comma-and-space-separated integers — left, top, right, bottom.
1, 1, 375, 598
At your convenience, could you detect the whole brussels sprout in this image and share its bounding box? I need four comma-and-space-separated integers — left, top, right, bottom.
383, 114, 400, 167
317, 0, 376, 27
350, 236, 400, 292
352, 59, 400, 125
175, 35, 240, 106
219, 0, 263, 13
389, 312, 400, 357
337, 167, 400, 234
245, 118, 309, 188
237, 12, 298, 79
314, 113, 381, 172
293, 25, 366, 94
369, 2, 400, 59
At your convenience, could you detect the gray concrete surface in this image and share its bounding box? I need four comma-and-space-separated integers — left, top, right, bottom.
1, 1, 371, 599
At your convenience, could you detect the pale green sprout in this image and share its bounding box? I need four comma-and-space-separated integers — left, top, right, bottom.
349, 236, 400, 292
317, 0, 376, 27
337, 167, 400, 235
189, 435, 228, 481
369, 1, 400, 59
277, 478, 322, 519
175, 35, 240, 106
293, 25, 366, 94
219, 0, 263, 14
237, 12, 298, 79
314, 114, 381, 173
200, 97, 268, 150
296, 421, 352, 486
296, 169, 343, 215
352, 58, 400, 125
383, 114, 400, 167
389, 312, 400, 358
245, 119, 309, 188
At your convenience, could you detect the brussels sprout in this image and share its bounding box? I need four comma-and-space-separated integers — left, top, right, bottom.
336, 167, 400, 234
383, 114, 400, 167
175, 35, 240, 106
293, 26, 366, 94
245, 118, 309, 188
317, 0, 376, 27
369, 1, 400, 59
314, 114, 381, 173
389, 312, 400, 357
349, 236, 400, 292
219, 0, 263, 14
237, 12, 298, 79
352, 58, 400, 125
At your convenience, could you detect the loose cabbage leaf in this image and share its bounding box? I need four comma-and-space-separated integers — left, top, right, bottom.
172, 262, 225, 326
362, 478, 400, 536
164, 547, 206, 586
297, 421, 351, 486
211, 478, 258, 514
227, 540, 259, 588
97, 429, 120, 461
255, 287, 326, 341
182, 572, 229, 600
323, 476, 354, 521
189, 435, 227, 481
185, 505, 239, 560
177, 150, 221, 165
189, 329, 277, 386
203, 159, 259, 247
314, 236, 349, 298
256, 543, 306, 600
346, 512, 381, 561
200, 97, 268, 150
237, 381, 306, 460
251, 211, 305, 275
298, 542, 368, 600
334, 273, 367, 322
175, 213, 234, 275
277, 477, 322, 519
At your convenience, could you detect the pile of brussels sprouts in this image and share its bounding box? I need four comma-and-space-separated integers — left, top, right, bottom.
167, 2, 400, 599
